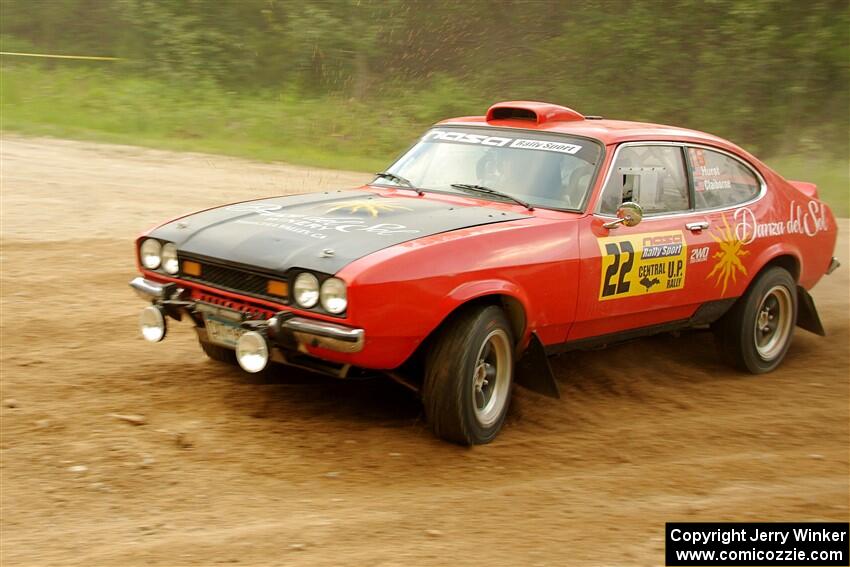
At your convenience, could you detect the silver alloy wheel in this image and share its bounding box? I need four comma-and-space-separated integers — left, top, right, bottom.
471, 329, 512, 427
753, 285, 793, 360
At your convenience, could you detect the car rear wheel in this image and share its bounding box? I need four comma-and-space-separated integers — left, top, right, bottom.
422, 305, 515, 445
714, 266, 797, 374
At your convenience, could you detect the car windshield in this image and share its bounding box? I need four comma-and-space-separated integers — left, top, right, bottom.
375, 127, 603, 210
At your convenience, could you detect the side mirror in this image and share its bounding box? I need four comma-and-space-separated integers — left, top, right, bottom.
603, 201, 643, 229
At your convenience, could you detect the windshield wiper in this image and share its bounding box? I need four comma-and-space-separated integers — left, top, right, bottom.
374, 172, 423, 195
450, 183, 534, 210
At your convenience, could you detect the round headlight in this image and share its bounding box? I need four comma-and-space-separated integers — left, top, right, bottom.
320, 278, 347, 314
293, 273, 319, 308
161, 243, 179, 274
140, 239, 162, 270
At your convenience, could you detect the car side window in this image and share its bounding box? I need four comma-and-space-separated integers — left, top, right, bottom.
687, 147, 761, 209
598, 145, 690, 215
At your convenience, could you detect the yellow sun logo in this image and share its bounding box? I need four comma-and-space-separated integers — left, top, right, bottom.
324, 199, 412, 217
707, 213, 750, 295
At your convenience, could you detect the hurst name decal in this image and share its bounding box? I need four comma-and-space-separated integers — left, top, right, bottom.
598, 231, 687, 300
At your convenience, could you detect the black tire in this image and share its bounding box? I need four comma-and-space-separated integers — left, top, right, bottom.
200, 340, 237, 365
422, 305, 515, 445
713, 266, 797, 374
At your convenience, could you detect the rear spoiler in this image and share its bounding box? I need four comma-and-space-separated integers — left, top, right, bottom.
788, 180, 818, 199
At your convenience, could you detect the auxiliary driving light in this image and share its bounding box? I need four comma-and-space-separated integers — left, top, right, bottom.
235, 331, 269, 373
139, 305, 167, 342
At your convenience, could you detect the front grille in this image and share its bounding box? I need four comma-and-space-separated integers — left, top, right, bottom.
179, 255, 287, 303
190, 289, 277, 319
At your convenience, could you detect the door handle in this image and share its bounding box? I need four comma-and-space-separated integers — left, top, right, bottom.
686, 221, 710, 232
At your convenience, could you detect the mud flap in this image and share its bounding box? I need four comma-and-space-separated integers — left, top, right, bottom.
796, 286, 826, 336
514, 333, 560, 399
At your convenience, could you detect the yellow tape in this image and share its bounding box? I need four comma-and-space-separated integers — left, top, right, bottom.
0, 51, 121, 61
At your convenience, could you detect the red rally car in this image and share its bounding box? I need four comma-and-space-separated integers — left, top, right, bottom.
130, 101, 840, 445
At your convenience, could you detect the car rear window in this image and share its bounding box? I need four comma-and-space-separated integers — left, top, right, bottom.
687, 147, 761, 209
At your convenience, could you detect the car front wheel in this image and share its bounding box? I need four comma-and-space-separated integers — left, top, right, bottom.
714, 266, 797, 374
422, 305, 515, 445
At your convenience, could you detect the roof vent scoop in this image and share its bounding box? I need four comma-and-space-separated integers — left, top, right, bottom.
486, 101, 585, 125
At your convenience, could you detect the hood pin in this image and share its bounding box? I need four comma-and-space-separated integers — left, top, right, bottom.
320, 248, 335, 258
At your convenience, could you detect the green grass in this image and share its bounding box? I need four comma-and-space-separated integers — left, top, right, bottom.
2, 63, 847, 216
0, 64, 457, 172
765, 156, 849, 217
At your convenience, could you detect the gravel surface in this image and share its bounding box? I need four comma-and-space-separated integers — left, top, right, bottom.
1, 135, 847, 566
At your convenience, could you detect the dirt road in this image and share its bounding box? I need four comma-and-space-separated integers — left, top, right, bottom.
1, 135, 848, 566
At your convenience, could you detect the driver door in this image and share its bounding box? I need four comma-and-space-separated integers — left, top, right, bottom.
569, 143, 715, 342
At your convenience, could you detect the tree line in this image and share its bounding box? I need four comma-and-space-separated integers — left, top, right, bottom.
1, 0, 847, 157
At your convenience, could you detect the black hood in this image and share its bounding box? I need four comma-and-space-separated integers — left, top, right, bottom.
149, 190, 528, 274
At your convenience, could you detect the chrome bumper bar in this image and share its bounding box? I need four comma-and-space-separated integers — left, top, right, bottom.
826, 257, 840, 275
129, 276, 365, 353
278, 316, 365, 353
130, 276, 169, 300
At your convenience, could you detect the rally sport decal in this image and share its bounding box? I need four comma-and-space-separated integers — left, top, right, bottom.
598, 231, 687, 300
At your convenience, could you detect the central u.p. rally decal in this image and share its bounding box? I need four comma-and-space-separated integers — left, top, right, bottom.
597, 230, 688, 300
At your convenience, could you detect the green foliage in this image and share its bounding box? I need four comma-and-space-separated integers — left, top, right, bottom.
0, 63, 411, 170
0, 0, 847, 213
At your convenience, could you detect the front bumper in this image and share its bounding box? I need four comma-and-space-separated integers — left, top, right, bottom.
129, 276, 365, 354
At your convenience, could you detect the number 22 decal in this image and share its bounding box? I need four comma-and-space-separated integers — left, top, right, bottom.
597, 230, 688, 300
601, 241, 634, 297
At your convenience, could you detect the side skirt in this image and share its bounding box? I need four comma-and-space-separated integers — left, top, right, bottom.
544, 299, 737, 356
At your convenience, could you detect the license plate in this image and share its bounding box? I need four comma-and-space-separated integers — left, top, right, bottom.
204, 315, 243, 348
